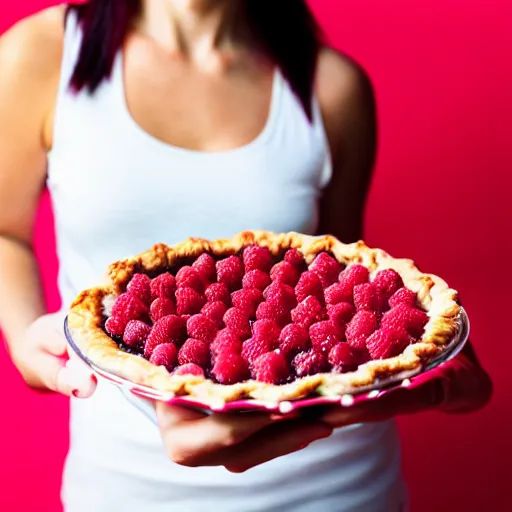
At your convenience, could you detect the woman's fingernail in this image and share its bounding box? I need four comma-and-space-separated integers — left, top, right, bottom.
72, 390, 80, 398
92, 374, 98, 385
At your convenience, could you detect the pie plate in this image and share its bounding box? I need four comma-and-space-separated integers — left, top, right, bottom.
64, 308, 469, 421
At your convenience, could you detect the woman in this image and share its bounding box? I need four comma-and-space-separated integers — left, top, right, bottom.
0, 1, 492, 511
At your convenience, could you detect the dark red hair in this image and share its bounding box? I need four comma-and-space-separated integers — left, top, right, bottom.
67, 0, 323, 120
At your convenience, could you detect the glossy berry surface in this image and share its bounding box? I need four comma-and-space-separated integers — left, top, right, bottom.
108, 247, 428, 385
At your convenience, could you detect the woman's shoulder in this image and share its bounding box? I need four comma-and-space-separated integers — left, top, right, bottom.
0, 6, 65, 149
315, 47, 375, 154
0, 6, 65, 94
316, 47, 374, 112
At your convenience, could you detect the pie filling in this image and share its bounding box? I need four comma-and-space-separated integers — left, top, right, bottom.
103, 245, 430, 386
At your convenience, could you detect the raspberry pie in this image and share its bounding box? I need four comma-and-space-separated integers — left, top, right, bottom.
67, 231, 461, 403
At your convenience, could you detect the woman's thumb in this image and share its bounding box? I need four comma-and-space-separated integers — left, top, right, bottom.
54, 357, 97, 398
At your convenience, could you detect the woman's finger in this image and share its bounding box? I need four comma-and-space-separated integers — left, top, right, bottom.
321, 376, 446, 428
155, 401, 211, 426
156, 403, 277, 466
222, 420, 333, 473
64, 357, 97, 398
42, 311, 68, 357
53, 357, 97, 398
41, 311, 98, 397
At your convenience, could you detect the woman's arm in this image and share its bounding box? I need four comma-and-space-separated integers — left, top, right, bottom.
316, 48, 377, 243
0, 10, 60, 345
0, 8, 95, 397
315, 48, 492, 422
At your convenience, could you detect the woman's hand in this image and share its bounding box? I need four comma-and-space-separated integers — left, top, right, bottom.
321, 342, 492, 428
9, 311, 97, 398
155, 402, 333, 473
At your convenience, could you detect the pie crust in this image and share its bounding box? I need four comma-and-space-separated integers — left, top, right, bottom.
67, 231, 461, 404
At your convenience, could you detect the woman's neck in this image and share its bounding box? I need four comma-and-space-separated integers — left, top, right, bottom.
138, 0, 245, 61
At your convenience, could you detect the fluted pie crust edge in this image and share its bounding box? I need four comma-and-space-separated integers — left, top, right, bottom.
67, 231, 461, 404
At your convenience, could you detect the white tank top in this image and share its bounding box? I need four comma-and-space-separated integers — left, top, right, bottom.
48, 12, 406, 512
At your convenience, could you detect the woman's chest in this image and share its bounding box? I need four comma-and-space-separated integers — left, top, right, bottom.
122, 40, 275, 152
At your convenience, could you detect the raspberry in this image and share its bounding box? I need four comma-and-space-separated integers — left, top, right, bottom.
201, 300, 228, 328
212, 352, 250, 384
389, 287, 417, 308
338, 264, 370, 302
178, 338, 211, 367
353, 283, 379, 311
223, 307, 252, 339
105, 316, 125, 337
176, 266, 205, 293
173, 363, 205, 377
216, 256, 244, 291
345, 310, 378, 350
354, 347, 372, 365
309, 321, 343, 355
127, 273, 151, 305
211, 328, 243, 356
279, 323, 310, 358
186, 314, 217, 342
295, 271, 324, 304
366, 328, 411, 360
252, 352, 291, 384
251, 319, 281, 345
192, 253, 216, 282
176, 287, 206, 315
293, 350, 327, 377
255, 301, 291, 327
284, 248, 305, 268
149, 343, 178, 371
242, 269, 271, 291
241, 337, 275, 365
111, 294, 150, 329
376, 292, 388, 312
144, 315, 187, 357
150, 297, 176, 323
328, 343, 358, 371
150, 273, 176, 301
309, 252, 342, 288
270, 261, 300, 287
243, 245, 273, 273
291, 296, 326, 329
205, 282, 231, 306
263, 282, 297, 310
373, 269, 404, 299
320, 318, 346, 339
407, 308, 429, 337
231, 288, 264, 317
325, 283, 349, 305
123, 320, 151, 348
381, 304, 429, 338
328, 302, 355, 326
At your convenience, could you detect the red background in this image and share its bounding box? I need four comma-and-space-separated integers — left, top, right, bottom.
1, 1, 511, 511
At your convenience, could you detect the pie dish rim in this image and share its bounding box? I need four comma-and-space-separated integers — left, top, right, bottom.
66, 230, 461, 404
